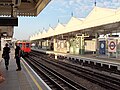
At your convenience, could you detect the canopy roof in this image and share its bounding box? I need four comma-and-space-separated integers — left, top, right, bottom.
0, 0, 51, 38
30, 6, 120, 40
0, 0, 51, 16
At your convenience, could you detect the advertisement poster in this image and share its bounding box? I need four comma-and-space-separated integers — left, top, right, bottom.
99, 40, 106, 55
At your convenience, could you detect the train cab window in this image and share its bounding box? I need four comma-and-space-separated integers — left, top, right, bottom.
26, 43, 30, 47
19, 43, 22, 48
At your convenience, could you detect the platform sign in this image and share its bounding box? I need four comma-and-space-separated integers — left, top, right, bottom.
0, 17, 18, 26
99, 41, 106, 55
108, 40, 117, 52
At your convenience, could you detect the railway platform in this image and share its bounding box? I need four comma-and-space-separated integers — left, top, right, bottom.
0, 50, 51, 90
32, 48, 120, 71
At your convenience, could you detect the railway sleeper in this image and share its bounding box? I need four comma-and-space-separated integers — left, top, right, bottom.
48, 85, 58, 89
46, 82, 53, 85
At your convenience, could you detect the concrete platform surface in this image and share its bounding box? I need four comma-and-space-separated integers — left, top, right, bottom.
0, 50, 51, 90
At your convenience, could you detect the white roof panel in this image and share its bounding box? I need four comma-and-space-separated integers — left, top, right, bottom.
30, 6, 120, 40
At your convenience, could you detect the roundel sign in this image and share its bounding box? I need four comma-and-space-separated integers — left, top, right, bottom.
108, 40, 117, 52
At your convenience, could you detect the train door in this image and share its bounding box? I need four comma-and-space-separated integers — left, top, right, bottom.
26, 43, 31, 52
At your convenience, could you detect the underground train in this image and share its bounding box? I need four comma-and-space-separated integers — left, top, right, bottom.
16, 41, 31, 56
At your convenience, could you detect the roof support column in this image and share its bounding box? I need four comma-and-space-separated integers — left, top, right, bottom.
11, 4, 14, 17
53, 37, 57, 52
80, 34, 85, 55
1, 37, 4, 52
95, 33, 99, 56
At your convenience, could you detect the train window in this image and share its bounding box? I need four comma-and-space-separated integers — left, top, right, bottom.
19, 43, 22, 48
26, 43, 30, 47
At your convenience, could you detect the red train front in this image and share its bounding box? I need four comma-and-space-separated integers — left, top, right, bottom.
17, 41, 31, 56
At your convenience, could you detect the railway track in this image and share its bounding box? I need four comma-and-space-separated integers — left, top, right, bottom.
28, 51, 120, 90
24, 56, 87, 90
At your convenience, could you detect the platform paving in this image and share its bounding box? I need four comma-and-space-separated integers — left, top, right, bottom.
0, 51, 36, 90
0, 49, 52, 90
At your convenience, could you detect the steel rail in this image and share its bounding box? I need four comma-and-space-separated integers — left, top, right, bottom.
25, 56, 87, 90
30, 51, 120, 90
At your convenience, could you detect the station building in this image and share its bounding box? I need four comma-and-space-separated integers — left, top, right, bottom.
30, 6, 120, 58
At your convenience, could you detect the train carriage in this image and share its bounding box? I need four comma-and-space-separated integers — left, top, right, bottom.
16, 41, 31, 56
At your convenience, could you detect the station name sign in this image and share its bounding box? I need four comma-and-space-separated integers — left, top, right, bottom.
108, 39, 117, 52
0, 17, 18, 26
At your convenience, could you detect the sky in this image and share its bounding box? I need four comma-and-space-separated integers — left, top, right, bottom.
13, 0, 120, 40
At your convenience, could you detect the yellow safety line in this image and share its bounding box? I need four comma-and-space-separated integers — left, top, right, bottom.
21, 61, 42, 90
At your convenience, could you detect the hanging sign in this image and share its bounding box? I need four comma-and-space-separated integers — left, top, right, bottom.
108, 40, 117, 52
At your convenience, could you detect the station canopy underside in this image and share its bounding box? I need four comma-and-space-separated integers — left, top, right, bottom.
0, 26, 13, 37
54, 21, 120, 39
0, 0, 51, 38
0, 0, 50, 16
73, 21, 120, 36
